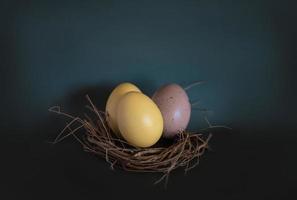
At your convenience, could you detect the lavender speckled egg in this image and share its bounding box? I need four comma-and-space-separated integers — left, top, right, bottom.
152, 84, 191, 138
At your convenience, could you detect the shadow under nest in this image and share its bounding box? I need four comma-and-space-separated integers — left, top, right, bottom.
49, 95, 218, 185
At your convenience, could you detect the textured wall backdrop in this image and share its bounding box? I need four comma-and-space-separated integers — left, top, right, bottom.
2, 0, 296, 133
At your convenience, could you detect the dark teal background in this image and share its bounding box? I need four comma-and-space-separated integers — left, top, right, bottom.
1, 0, 296, 199
2, 0, 297, 131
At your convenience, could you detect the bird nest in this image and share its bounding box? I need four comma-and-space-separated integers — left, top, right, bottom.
49, 95, 216, 185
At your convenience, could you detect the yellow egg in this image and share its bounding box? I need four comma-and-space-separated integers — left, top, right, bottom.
106, 83, 141, 136
117, 92, 163, 148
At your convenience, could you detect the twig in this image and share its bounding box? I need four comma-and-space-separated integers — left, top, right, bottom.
50, 96, 213, 186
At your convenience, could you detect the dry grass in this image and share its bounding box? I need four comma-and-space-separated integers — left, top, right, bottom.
49, 95, 224, 185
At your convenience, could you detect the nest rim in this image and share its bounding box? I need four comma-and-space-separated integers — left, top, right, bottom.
49, 95, 228, 185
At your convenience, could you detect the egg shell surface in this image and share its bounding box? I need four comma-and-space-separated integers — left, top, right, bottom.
105, 83, 141, 137
117, 92, 163, 148
152, 84, 191, 138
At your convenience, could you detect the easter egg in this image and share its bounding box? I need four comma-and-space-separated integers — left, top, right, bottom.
152, 84, 191, 138
106, 83, 141, 136
117, 92, 163, 148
